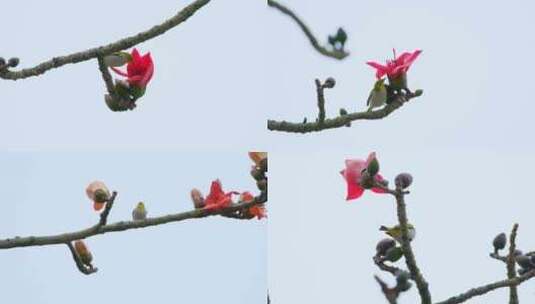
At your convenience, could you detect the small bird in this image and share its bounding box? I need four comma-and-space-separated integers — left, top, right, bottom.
367, 78, 387, 112
380, 224, 416, 243
132, 202, 147, 221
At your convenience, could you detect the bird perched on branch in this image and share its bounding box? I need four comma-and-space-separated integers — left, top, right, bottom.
132, 202, 147, 221
367, 78, 387, 112
380, 224, 416, 243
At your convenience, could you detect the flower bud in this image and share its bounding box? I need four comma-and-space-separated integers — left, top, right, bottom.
395, 270, 410, 285
323, 77, 336, 88
250, 167, 264, 181
516, 255, 533, 269
395, 173, 413, 189
0, 57, 5, 67
376, 238, 396, 256
86, 181, 110, 211
7, 57, 19, 68
339, 108, 348, 116
190, 188, 205, 209
414, 89, 424, 97
367, 157, 380, 177
384, 246, 403, 262
514, 249, 523, 257
257, 179, 267, 192
248, 152, 267, 166
492, 233, 507, 251
74, 240, 93, 266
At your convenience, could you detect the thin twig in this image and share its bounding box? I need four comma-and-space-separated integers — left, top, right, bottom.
66, 242, 98, 275
0, 191, 266, 250
315, 79, 326, 123
267, 0, 348, 60
0, 0, 211, 80
507, 224, 520, 304
267, 90, 422, 133
434, 270, 535, 304
394, 191, 432, 304
98, 191, 117, 227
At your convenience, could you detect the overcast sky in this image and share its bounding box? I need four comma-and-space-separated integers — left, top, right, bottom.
3, 0, 535, 303
266, 1, 535, 304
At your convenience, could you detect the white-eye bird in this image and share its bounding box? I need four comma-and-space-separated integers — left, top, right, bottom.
380, 224, 416, 243
367, 78, 387, 112
132, 202, 147, 221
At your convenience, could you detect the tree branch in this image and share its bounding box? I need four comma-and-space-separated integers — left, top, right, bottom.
0, 0, 211, 80
267, 86, 422, 134
434, 270, 535, 304
0, 190, 266, 250
267, 0, 349, 60
507, 224, 520, 304
393, 191, 432, 304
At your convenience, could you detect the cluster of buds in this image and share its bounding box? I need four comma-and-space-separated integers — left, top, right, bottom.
492, 232, 535, 275
0, 57, 19, 71
327, 27, 347, 52
375, 238, 404, 263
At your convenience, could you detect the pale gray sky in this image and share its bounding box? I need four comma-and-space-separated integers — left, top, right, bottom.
0, 151, 266, 304
266, 1, 535, 304
2, 0, 535, 303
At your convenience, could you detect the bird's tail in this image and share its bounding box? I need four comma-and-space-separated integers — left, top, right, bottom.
379, 225, 388, 231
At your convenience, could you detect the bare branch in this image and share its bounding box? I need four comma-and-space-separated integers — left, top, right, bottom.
267, 88, 422, 134
0, 191, 266, 250
507, 224, 520, 304
434, 270, 535, 304
0, 0, 211, 80
267, 0, 349, 60
393, 191, 432, 304
98, 191, 117, 227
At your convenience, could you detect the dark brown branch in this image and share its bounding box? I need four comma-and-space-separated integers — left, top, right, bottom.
394, 191, 432, 304
267, 0, 348, 60
0, 0, 210, 80
507, 224, 519, 304
267, 89, 422, 134
66, 242, 98, 275
0, 191, 266, 250
98, 191, 117, 226
434, 270, 535, 304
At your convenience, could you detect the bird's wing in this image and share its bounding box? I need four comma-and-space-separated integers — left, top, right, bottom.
367, 91, 372, 106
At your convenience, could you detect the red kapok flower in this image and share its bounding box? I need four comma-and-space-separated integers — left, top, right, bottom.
203, 180, 239, 211
111, 48, 154, 88
366, 49, 422, 80
340, 152, 387, 201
